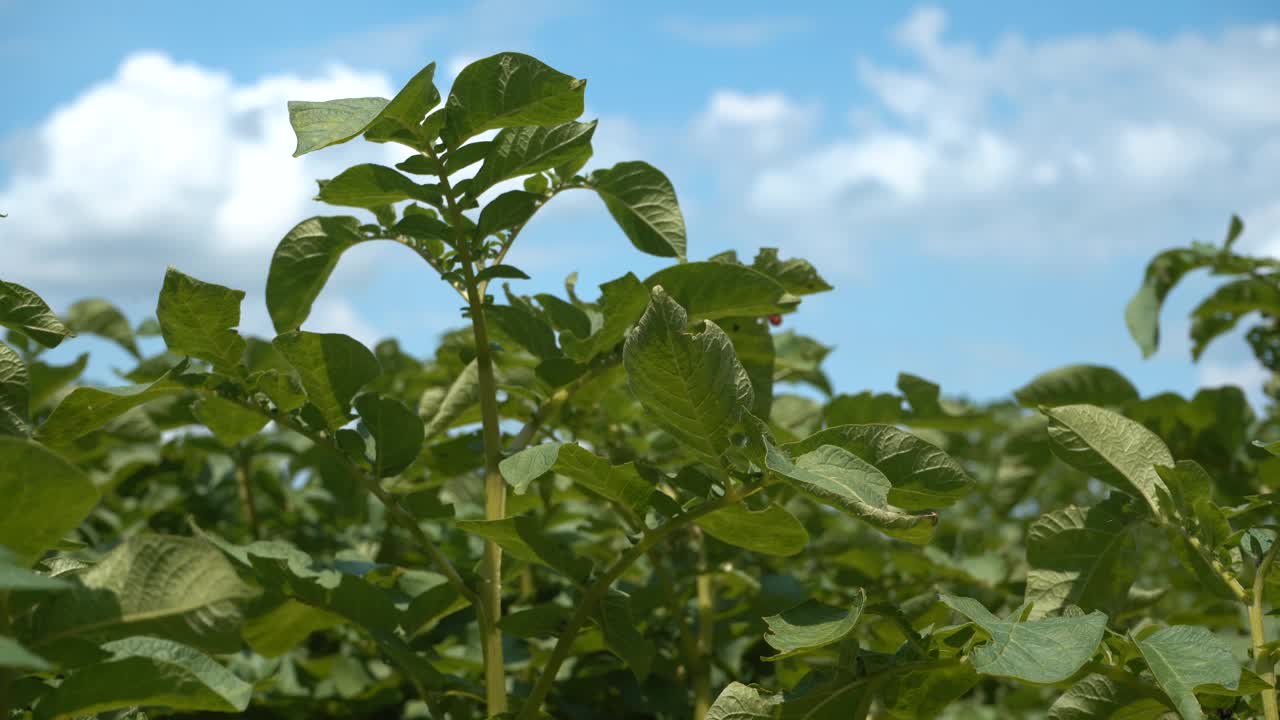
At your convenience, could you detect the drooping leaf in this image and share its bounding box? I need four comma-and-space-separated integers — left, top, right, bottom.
289, 97, 391, 156
499, 442, 653, 512
1047, 674, 1175, 720
1188, 277, 1280, 360
773, 331, 833, 395
470, 120, 597, 196
27, 352, 88, 410
455, 515, 590, 582
723, 316, 775, 418
156, 267, 246, 374
1043, 404, 1173, 517
766, 442, 938, 544
32, 534, 257, 650
593, 589, 655, 680
64, 298, 140, 357
782, 424, 973, 510
0, 341, 29, 436
1126, 245, 1218, 357
273, 331, 381, 431
266, 216, 369, 333
38, 364, 188, 446
696, 503, 809, 557
242, 599, 343, 658
476, 264, 531, 283
707, 682, 781, 720
939, 594, 1107, 684
443, 52, 586, 145
1135, 625, 1241, 720
1025, 496, 1138, 618
561, 272, 648, 362
0, 437, 98, 565
422, 359, 480, 439
1014, 365, 1139, 408
191, 395, 269, 446
623, 287, 750, 468
762, 590, 866, 660
354, 393, 423, 477
362, 62, 441, 145
751, 248, 833, 297
0, 279, 73, 348
317, 164, 439, 208
475, 189, 543, 240
33, 637, 252, 718
588, 161, 687, 260
486, 303, 560, 360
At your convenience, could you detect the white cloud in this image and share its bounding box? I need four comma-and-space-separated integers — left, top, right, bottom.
661, 15, 814, 48
700, 7, 1280, 268
694, 90, 818, 157
0, 51, 401, 319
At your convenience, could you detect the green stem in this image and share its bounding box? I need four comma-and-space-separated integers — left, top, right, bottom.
516, 487, 755, 720
1252, 540, 1280, 720
234, 451, 259, 540
427, 145, 509, 715
1183, 532, 1248, 602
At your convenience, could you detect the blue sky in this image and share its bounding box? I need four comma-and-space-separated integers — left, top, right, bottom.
3, 1, 1279, 406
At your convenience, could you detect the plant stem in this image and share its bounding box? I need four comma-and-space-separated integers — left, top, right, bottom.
516, 488, 754, 720
1184, 532, 1248, 602
427, 144, 509, 715
234, 451, 259, 539
1251, 540, 1280, 720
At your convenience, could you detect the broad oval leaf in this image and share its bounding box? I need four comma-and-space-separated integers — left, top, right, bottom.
1042, 404, 1173, 517
561, 272, 648, 362
274, 332, 381, 431
594, 589, 655, 681
317, 164, 439, 208
0, 437, 98, 565
588, 161, 686, 260
623, 287, 751, 468
266, 216, 369, 334
1014, 364, 1139, 408
191, 395, 269, 446
762, 589, 866, 660
765, 441, 938, 545
362, 62, 441, 145
444, 52, 586, 145
644, 263, 797, 321
499, 442, 653, 512
782, 424, 973, 510
33, 637, 252, 719
939, 594, 1107, 684
0, 342, 30, 436
37, 363, 188, 446
354, 392, 423, 477
156, 267, 246, 374
1136, 625, 1241, 720
1126, 245, 1217, 358
0, 279, 73, 348
289, 97, 390, 156
470, 120, 597, 196
65, 298, 140, 357
707, 682, 781, 720
455, 515, 590, 583
696, 502, 809, 557
1048, 674, 1175, 720
1025, 496, 1138, 618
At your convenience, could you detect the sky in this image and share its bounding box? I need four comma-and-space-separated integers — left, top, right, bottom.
2, 0, 1279, 407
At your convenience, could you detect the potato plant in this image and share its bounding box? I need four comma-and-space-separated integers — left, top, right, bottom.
1, 53, 1280, 720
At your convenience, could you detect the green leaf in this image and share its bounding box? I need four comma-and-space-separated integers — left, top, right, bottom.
587, 161, 687, 259
594, 589, 655, 680
0, 341, 29, 436
773, 331, 833, 395
455, 515, 590, 582
1155, 460, 1231, 547
443, 52, 586, 145
156, 267, 246, 374
707, 682, 781, 719
27, 352, 87, 410
317, 164, 439, 208
1136, 625, 1241, 720
696, 503, 809, 557
422, 359, 480, 439
33, 637, 252, 719
354, 393, 423, 477
499, 442, 653, 512
362, 62, 440, 145
762, 590, 866, 660
470, 120, 597, 196
273, 331, 380, 431
1048, 674, 1175, 720
65, 298, 140, 357
723, 316, 775, 418
289, 97, 390, 156
0, 437, 98, 565
475, 189, 543, 240
623, 287, 751, 467
645, 262, 798, 321
1188, 277, 1280, 359
486, 303, 560, 360
191, 395, 268, 446
266, 216, 369, 333
32, 534, 257, 650
878, 661, 981, 719
939, 594, 1107, 684
765, 442, 938, 544
561, 272, 648, 362
37, 364, 187, 446
0, 547, 70, 592
782, 424, 973, 510
1025, 496, 1138, 618
476, 264, 531, 283
242, 599, 343, 658
0, 635, 52, 671
254, 369, 306, 413
1126, 245, 1217, 357
751, 248, 833, 297
0, 279, 73, 348
1043, 404, 1173, 517
1014, 364, 1139, 408
499, 603, 571, 638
